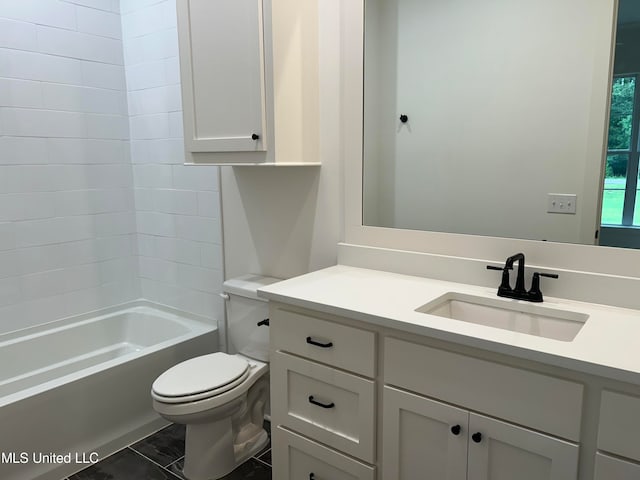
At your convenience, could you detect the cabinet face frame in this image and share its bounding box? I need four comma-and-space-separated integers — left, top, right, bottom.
177, 0, 268, 153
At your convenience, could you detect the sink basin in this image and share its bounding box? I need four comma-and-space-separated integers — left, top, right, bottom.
416, 292, 588, 341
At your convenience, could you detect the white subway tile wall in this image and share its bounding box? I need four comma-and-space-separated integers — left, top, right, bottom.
121, 0, 223, 324
0, 0, 137, 334
0, 0, 223, 334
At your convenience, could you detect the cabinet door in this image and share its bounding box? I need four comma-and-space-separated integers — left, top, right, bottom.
382, 386, 468, 480
177, 0, 266, 153
594, 452, 640, 479
467, 413, 579, 480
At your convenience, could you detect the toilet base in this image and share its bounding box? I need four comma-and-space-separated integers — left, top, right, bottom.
180, 375, 270, 480
182, 418, 269, 480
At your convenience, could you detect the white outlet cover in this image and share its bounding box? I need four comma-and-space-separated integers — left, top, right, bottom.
547, 194, 577, 214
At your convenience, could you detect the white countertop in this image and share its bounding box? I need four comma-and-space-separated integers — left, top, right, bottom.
258, 265, 640, 385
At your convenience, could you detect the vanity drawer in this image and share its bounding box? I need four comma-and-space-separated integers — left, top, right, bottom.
384, 337, 583, 441
271, 351, 376, 462
271, 306, 376, 377
272, 426, 376, 480
598, 390, 640, 461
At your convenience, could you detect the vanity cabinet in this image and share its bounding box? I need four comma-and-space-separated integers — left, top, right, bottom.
383, 337, 581, 480
176, 0, 320, 165
383, 386, 579, 480
270, 306, 377, 479
269, 303, 584, 480
593, 391, 640, 479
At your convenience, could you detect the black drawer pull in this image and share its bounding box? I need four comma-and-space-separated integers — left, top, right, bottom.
306, 336, 333, 348
308, 395, 335, 409
257, 318, 269, 327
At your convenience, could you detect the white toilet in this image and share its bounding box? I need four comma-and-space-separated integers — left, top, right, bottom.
151, 275, 280, 480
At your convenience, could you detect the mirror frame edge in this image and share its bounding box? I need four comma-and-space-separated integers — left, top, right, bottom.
341, 0, 640, 277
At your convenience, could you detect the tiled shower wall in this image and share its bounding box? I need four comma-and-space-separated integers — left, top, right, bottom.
0, 0, 139, 334
121, 0, 224, 326
0, 0, 224, 334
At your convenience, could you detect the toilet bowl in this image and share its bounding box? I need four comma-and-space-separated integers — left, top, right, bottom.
151, 275, 280, 480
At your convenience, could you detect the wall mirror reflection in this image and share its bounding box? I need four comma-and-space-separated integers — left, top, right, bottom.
362, 0, 640, 248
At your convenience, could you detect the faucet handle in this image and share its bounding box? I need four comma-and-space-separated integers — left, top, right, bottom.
528, 272, 558, 302
538, 273, 559, 279
486, 265, 512, 296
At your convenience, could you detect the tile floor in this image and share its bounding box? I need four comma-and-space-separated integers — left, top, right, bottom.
64, 422, 272, 480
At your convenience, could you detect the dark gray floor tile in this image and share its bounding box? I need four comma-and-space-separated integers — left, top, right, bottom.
169, 458, 271, 480
254, 420, 271, 458
69, 448, 181, 480
166, 457, 186, 480
257, 448, 271, 466
222, 458, 271, 480
130, 423, 186, 467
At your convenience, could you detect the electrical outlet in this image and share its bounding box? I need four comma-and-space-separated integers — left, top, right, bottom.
547, 194, 577, 214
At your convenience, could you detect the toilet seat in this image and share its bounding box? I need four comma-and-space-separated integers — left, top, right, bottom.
152, 352, 250, 404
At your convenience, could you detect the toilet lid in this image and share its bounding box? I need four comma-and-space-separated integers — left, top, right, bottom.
152, 352, 249, 400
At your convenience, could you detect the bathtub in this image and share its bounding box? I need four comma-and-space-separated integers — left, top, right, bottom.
0, 302, 217, 480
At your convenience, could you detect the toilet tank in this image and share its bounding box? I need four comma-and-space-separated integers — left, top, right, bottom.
223, 275, 281, 362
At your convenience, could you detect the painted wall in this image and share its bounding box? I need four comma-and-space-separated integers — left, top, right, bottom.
0, 0, 138, 334
363, 0, 607, 245
221, 1, 342, 280
120, 0, 224, 327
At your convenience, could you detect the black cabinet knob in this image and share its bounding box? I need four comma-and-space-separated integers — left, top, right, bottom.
450, 425, 461, 436
399, 114, 408, 123
251, 133, 260, 140
309, 474, 315, 480
472, 432, 483, 443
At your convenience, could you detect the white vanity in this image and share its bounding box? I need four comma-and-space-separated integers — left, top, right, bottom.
259, 265, 640, 480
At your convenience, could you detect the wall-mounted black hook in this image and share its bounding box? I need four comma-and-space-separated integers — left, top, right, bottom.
399, 114, 408, 123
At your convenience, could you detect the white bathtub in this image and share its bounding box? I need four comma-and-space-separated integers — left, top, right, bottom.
0, 302, 217, 480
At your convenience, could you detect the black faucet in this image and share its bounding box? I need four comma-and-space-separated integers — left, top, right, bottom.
486, 253, 558, 302
505, 253, 527, 297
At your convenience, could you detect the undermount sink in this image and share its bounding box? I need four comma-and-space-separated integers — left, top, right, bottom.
416, 292, 588, 342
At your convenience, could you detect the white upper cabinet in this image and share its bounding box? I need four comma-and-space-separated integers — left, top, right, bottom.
176, 0, 320, 165
177, 0, 266, 154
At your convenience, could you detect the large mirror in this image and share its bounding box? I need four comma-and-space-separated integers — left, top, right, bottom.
363, 0, 640, 247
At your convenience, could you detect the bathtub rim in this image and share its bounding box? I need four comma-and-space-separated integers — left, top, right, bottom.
0, 300, 217, 409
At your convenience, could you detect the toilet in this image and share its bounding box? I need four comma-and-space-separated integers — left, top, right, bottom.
151, 275, 280, 480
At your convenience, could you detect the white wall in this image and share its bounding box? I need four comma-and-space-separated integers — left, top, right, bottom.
363, 0, 607, 244
0, 0, 139, 334
121, 0, 224, 326
221, 0, 342, 280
